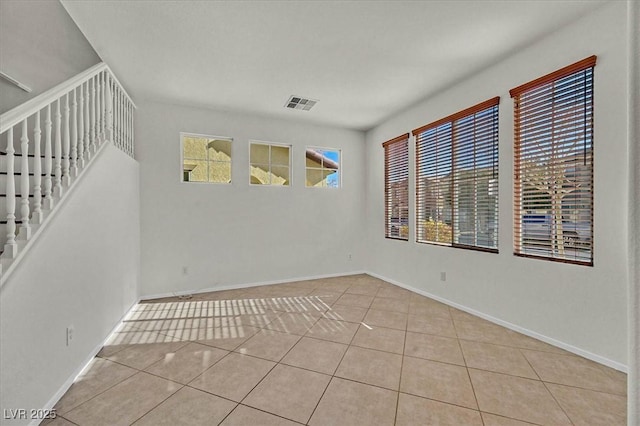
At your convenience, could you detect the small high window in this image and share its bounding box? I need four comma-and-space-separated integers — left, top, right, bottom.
250, 142, 291, 186
306, 147, 340, 188
182, 133, 232, 184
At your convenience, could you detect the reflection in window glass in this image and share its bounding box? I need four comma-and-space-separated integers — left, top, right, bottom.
182, 134, 232, 183
250, 142, 291, 186
305, 147, 340, 188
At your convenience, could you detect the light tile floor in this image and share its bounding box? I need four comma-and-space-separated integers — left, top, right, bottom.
47, 274, 627, 425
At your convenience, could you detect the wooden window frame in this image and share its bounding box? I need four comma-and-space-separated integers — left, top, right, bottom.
511, 56, 596, 266
383, 134, 410, 240
412, 97, 500, 253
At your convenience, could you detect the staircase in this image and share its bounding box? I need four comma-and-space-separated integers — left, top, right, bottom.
0, 63, 135, 283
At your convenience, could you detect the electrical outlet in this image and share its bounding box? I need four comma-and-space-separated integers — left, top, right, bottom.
348, 253, 352, 261
440, 272, 447, 282
182, 266, 188, 275
66, 325, 74, 346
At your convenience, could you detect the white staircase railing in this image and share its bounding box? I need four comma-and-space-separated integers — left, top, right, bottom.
0, 62, 135, 282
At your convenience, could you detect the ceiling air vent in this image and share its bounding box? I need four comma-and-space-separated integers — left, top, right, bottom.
285, 96, 318, 111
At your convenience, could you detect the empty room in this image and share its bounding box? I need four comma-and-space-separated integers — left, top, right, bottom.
0, 0, 638, 425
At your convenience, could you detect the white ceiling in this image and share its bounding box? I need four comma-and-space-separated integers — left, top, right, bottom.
62, 0, 607, 131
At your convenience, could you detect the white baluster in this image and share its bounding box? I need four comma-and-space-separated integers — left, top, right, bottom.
130, 102, 134, 157
105, 75, 114, 143
71, 88, 78, 177
33, 111, 43, 224
54, 99, 62, 197
62, 93, 70, 186
4, 128, 17, 257
115, 88, 120, 149
96, 74, 101, 144
78, 83, 85, 169
19, 119, 31, 239
43, 105, 53, 209
101, 72, 106, 140
91, 76, 96, 153
85, 81, 91, 161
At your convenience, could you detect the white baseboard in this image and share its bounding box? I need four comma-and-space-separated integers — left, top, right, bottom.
139, 270, 367, 301
33, 298, 140, 426
366, 271, 628, 373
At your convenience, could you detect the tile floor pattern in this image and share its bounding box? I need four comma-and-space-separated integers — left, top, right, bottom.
46, 274, 627, 426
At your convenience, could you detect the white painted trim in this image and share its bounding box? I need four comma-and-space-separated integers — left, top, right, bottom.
0, 62, 135, 134
627, 0, 640, 422
31, 298, 140, 426
0, 71, 32, 92
140, 270, 367, 301
367, 271, 628, 373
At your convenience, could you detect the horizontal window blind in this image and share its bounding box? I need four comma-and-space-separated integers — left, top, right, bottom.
511, 56, 595, 266
413, 97, 499, 251
383, 134, 409, 240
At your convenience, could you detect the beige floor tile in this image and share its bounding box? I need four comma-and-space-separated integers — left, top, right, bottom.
163, 319, 260, 350
408, 299, 452, 319
98, 329, 184, 358
263, 312, 320, 335
521, 349, 626, 395
370, 296, 409, 313
345, 283, 380, 296
104, 340, 189, 370
351, 325, 405, 354
335, 346, 402, 390
133, 386, 236, 425
220, 405, 301, 426
64, 372, 180, 426
460, 341, 538, 379
305, 318, 359, 344
264, 296, 328, 316
317, 282, 350, 293
40, 416, 76, 426
234, 329, 300, 361
305, 290, 342, 305
281, 336, 348, 375
481, 413, 538, 425
363, 309, 407, 330
189, 352, 275, 401
144, 342, 228, 384
506, 332, 571, 355
322, 304, 368, 323
223, 311, 283, 329
400, 356, 477, 409
396, 392, 483, 426
454, 319, 518, 347
309, 377, 397, 426
405, 332, 465, 365
469, 369, 571, 425
449, 307, 483, 322
546, 382, 627, 426
376, 286, 412, 300
334, 293, 374, 308
407, 314, 457, 338
244, 364, 330, 423
54, 358, 137, 414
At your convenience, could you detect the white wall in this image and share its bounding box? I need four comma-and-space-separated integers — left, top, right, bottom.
0, 144, 140, 424
0, 0, 101, 114
137, 101, 365, 297
365, 1, 629, 366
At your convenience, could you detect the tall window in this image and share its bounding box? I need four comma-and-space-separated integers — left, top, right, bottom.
413, 97, 499, 252
511, 56, 595, 265
182, 133, 232, 183
306, 147, 340, 188
383, 134, 409, 240
249, 142, 291, 186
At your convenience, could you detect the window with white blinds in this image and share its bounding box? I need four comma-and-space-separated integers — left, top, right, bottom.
511, 56, 595, 266
413, 97, 500, 252
383, 134, 409, 240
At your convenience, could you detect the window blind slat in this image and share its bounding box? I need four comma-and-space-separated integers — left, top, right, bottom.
512, 59, 594, 266
384, 134, 410, 240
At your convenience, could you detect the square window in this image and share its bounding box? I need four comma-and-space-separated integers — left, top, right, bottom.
182, 134, 232, 184
306, 147, 340, 188
250, 142, 291, 186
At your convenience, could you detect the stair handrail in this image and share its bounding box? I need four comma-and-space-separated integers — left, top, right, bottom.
0, 62, 135, 134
